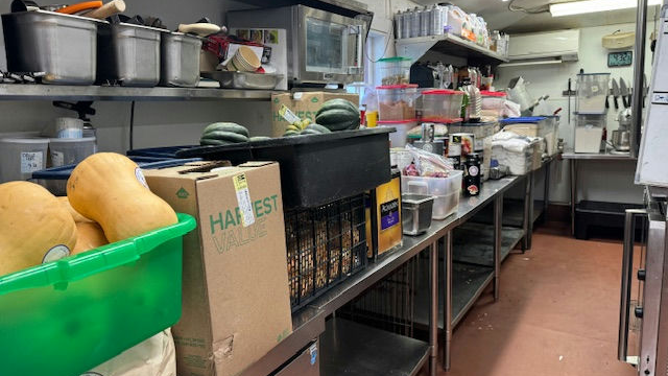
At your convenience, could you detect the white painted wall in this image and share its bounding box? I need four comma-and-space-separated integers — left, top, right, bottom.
496, 21, 656, 204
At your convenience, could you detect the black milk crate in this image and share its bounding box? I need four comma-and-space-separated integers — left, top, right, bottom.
286, 194, 368, 311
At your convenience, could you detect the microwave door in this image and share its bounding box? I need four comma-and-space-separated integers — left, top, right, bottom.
298, 7, 365, 84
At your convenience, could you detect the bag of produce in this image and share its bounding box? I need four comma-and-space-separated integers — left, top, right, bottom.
82, 329, 176, 376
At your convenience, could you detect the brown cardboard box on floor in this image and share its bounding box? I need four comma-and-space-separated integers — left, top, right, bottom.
271, 92, 359, 136
144, 161, 292, 376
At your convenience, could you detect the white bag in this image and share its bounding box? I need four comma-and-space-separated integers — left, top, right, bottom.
81, 329, 176, 376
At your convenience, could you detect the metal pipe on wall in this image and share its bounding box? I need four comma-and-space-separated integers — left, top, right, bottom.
631, 0, 649, 158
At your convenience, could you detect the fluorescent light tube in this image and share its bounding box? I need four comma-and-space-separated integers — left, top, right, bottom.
550, 0, 661, 17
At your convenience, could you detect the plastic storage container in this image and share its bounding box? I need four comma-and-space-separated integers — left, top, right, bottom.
449, 120, 497, 152
177, 128, 392, 209
402, 170, 463, 219
480, 91, 507, 117
286, 194, 367, 310
378, 57, 412, 85
44, 137, 96, 195
0, 137, 49, 183
377, 84, 420, 121
2, 10, 98, 85
575, 114, 604, 153
97, 22, 163, 87
576, 73, 610, 115
378, 119, 418, 147
421, 89, 465, 122
0, 213, 196, 376
160, 32, 202, 87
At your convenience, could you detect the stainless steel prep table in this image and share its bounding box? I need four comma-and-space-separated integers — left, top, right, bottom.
562, 149, 637, 236
240, 167, 547, 376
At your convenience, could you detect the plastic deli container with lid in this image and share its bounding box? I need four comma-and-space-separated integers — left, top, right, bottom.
377, 84, 420, 121
378, 119, 418, 147
45, 137, 97, 195
0, 213, 196, 376
378, 57, 412, 85
480, 91, 507, 117
421, 89, 465, 122
0, 137, 49, 183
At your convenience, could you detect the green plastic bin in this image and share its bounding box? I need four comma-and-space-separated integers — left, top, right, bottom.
0, 213, 196, 376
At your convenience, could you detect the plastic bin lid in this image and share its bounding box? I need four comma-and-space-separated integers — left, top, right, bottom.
376, 84, 418, 90
378, 56, 412, 62
422, 89, 465, 95
49, 137, 96, 144
377, 119, 418, 124
480, 90, 507, 97
499, 116, 547, 124
0, 137, 49, 144
421, 117, 463, 124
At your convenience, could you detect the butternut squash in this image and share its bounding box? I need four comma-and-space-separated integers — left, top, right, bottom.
72, 221, 108, 255
67, 153, 177, 242
0, 181, 77, 276
57, 196, 92, 223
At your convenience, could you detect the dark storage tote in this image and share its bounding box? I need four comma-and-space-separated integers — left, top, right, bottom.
177, 128, 394, 209
286, 194, 367, 311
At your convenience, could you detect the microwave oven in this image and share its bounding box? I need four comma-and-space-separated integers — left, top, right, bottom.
228, 5, 367, 86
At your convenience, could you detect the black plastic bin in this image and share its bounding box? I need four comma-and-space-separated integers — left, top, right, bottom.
177, 128, 393, 209
286, 194, 367, 311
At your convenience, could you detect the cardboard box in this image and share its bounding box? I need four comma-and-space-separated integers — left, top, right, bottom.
271, 92, 359, 137
144, 161, 292, 376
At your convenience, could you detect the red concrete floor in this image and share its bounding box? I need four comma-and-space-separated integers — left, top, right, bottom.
433, 221, 639, 376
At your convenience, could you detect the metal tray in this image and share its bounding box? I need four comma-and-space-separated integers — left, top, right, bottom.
201, 71, 282, 90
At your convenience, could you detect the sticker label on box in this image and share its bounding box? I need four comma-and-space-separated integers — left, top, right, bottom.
233, 173, 255, 227
379, 199, 400, 230
21, 151, 43, 174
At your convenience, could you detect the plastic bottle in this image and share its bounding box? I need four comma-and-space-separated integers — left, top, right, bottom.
420, 6, 430, 37
431, 4, 443, 35
402, 8, 411, 39
410, 7, 420, 39
394, 10, 403, 39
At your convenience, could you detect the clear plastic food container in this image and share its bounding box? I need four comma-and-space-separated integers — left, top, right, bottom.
402, 170, 463, 219
576, 73, 610, 115
377, 84, 420, 121
480, 91, 507, 117
378, 57, 412, 86
421, 89, 465, 122
378, 119, 418, 147
0, 137, 49, 183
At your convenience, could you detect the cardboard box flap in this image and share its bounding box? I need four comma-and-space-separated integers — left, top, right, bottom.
239, 161, 276, 168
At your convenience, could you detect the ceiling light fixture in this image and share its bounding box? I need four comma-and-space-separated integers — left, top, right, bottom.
549, 0, 661, 17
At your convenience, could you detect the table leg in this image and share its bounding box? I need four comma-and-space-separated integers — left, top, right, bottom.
494, 195, 503, 301
542, 159, 551, 225
429, 240, 438, 376
527, 171, 535, 250
522, 173, 531, 252
570, 159, 577, 236
442, 232, 453, 371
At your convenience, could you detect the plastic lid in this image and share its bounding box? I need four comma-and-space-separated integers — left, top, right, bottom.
49, 137, 96, 143
378, 56, 412, 62
422, 89, 465, 95
499, 116, 547, 124
377, 119, 418, 124
577, 72, 611, 76
0, 137, 49, 144
480, 90, 507, 97
421, 117, 463, 124
376, 84, 418, 90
